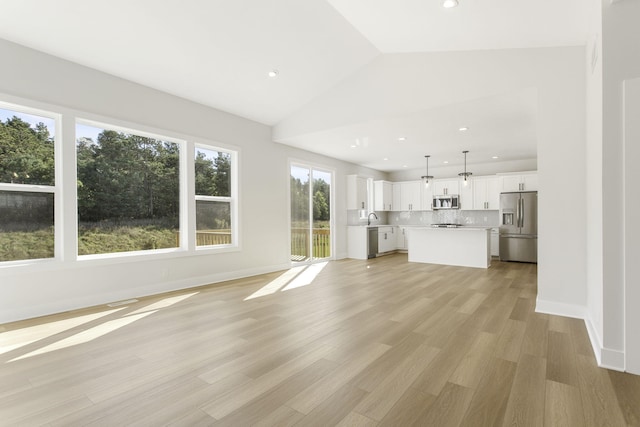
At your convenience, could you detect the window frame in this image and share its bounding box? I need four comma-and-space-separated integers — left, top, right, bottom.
0, 100, 61, 265
193, 142, 239, 252
0, 92, 242, 270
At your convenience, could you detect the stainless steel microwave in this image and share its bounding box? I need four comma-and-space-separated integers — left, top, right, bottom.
433, 195, 460, 210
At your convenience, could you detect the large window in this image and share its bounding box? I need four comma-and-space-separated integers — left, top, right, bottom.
76, 122, 181, 256
0, 106, 56, 262
194, 146, 234, 247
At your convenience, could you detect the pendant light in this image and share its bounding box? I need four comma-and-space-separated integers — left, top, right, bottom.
421, 155, 434, 188
458, 150, 472, 186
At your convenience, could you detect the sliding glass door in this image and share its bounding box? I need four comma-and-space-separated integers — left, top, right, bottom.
290, 164, 332, 263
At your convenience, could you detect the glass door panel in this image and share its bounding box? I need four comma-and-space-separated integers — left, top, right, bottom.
290, 165, 310, 262
290, 164, 332, 263
311, 169, 331, 260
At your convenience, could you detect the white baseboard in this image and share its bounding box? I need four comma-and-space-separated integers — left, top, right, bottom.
584, 316, 625, 371
0, 262, 292, 324
535, 298, 586, 319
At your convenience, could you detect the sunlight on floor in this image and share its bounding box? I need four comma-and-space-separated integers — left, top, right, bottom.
129, 292, 198, 315
282, 262, 328, 291
244, 262, 328, 300
244, 266, 307, 301
9, 311, 157, 362
0, 308, 126, 356
3, 291, 200, 363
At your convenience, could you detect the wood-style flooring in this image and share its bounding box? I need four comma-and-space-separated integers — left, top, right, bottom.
1, 254, 639, 426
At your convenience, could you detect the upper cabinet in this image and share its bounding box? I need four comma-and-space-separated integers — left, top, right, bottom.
433, 179, 459, 196
373, 180, 393, 211
393, 181, 422, 211
501, 173, 538, 192
473, 176, 501, 210
347, 175, 368, 210
422, 182, 433, 210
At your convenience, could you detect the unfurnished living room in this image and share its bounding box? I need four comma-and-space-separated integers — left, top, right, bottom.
1, 1, 639, 426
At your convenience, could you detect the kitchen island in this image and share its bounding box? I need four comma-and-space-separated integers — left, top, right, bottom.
408, 227, 491, 268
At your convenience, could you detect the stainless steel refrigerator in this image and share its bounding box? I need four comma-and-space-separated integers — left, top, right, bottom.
499, 191, 537, 263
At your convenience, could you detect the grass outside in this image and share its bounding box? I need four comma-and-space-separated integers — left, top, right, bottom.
0, 223, 178, 261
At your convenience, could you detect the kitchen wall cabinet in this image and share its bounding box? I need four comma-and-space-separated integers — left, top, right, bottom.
393, 181, 422, 211
433, 179, 459, 196
373, 180, 393, 211
473, 176, 501, 210
347, 175, 368, 210
501, 173, 538, 192
378, 226, 395, 253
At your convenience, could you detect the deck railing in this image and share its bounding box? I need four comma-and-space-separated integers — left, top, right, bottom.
175, 230, 232, 247
291, 227, 331, 260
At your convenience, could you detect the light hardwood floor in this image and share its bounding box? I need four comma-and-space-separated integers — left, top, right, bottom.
1, 254, 639, 426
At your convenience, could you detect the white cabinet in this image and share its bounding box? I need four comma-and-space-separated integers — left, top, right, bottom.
347, 175, 368, 210
473, 176, 501, 210
501, 173, 538, 192
433, 179, 459, 196
459, 178, 474, 210
393, 181, 422, 211
373, 180, 393, 211
378, 226, 395, 253
396, 226, 408, 250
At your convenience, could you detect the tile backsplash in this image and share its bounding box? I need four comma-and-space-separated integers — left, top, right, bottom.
348, 209, 499, 227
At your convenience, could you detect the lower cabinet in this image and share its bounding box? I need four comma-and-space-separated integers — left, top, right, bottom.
378, 226, 395, 253
396, 226, 408, 251
491, 228, 499, 257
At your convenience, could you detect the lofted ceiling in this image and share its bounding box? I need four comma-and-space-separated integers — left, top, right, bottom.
0, 0, 590, 173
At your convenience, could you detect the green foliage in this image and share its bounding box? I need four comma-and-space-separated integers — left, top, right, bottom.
195, 150, 230, 197
0, 116, 54, 185
0, 228, 54, 261
77, 221, 177, 255
291, 175, 330, 223
76, 130, 180, 224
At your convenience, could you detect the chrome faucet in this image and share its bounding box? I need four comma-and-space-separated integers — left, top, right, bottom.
367, 212, 378, 226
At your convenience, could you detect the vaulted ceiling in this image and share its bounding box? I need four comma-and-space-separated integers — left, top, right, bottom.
0, 0, 590, 172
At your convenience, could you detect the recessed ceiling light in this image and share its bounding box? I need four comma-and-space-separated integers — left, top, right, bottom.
398, 137, 406, 142
459, 127, 468, 132
443, 160, 449, 164
443, 0, 459, 8
403, 165, 408, 168
350, 145, 356, 148
267, 70, 279, 78
492, 156, 499, 159
383, 158, 388, 161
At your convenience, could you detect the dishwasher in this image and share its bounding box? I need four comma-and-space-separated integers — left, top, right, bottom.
367, 227, 378, 259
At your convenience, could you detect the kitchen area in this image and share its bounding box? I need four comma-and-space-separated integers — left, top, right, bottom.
346, 171, 538, 268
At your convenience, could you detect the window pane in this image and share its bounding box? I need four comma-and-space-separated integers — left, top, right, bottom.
0, 191, 54, 261
76, 124, 180, 255
0, 108, 55, 186
196, 200, 231, 246
195, 147, 230, 197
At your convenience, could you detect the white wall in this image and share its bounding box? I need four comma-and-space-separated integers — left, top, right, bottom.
0, 38, 386, 323
601, 0, 640, 371
585, 0, 605, 366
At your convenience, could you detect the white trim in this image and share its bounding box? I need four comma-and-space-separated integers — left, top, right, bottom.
0, 262, 291, 324
0, 183, 55, 193
535, 298, 586, 319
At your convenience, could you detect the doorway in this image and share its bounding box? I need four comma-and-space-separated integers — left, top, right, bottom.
289, 163, 333, 263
